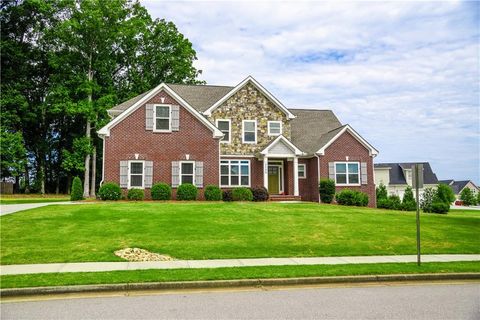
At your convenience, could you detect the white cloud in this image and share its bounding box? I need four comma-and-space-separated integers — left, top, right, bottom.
142, 0, 479, 183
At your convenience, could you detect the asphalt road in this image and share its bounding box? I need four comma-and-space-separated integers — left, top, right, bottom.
2, 282, 479, 319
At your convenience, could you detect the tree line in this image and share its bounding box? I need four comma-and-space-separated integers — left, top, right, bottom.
1, 0, 203, 196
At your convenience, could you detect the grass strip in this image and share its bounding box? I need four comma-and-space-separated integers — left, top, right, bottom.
1, 261, 479, 289
0, 198, 70, 204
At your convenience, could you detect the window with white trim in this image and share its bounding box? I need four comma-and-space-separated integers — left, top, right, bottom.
129, 161, 144, 188
220, 160, 250, 187
268, 121, 282, 136
154, 105, 171, 131
216, 119, 231, 143
298, 163, 306, 178
335, 162, 359, 185
180, 161, 195, 184
242, 120, 256, 143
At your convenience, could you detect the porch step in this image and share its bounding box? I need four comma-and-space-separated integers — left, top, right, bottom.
269, 195, 302, 202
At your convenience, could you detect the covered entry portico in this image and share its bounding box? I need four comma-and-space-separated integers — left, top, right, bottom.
260, 135, 305, 196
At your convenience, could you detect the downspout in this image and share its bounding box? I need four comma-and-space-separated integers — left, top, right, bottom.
315, 153, 321, 203
99, 134, 106, 187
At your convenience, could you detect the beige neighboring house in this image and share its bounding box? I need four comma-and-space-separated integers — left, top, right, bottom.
374, 162, 439, 200
439, 179, 479, 200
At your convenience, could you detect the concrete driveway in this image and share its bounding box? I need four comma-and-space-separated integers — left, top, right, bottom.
0, 202, 86, 216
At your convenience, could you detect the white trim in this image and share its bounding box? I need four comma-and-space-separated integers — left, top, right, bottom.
334, 161, 361, 186
298, 163, 306, 179
128, 160, 145, 189
316, 125, 379, 157
99, 135, 106, 186
267, 121, 282, 136
221, 154, 255, 158
97, 83, 223, 138
293, 157, 299, 196
203, 76, 296, 119
242, 119, 257, 144
260, 135, 305, 156
216, 119, 231, 144
220, 159, 251, 187
153, 104, 172, 132
179, 161, 195, 185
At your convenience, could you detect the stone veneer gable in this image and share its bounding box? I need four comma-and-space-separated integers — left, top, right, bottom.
208, 83, 291, 155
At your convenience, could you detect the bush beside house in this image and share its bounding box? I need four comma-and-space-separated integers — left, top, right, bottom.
336, 189, 369, 207
176, 183, 198, 201
319, 179, 335, 203
127, 188, 144, 201
251, 186, 269, 201
232, 187, 253, 201
98, 182, 122, 201
70, 177, 83, 201
204, 185, 222, 201
151, 183, 172, 200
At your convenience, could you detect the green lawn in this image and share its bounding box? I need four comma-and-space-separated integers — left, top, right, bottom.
1, 202, 479, 265
1, 261, 479, 289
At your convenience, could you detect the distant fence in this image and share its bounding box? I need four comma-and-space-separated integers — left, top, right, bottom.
0, 182, 14, 194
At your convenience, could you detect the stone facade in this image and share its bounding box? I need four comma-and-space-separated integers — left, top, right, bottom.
208, 83, 291, 155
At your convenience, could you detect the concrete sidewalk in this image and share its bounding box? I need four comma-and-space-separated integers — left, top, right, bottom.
0, 202, 91, 216
1, 254, 479, 276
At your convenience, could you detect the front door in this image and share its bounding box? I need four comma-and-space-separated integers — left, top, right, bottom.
268, 165, 280, 194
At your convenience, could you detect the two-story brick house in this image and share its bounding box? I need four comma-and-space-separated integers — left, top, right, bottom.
98, 76, 379, 207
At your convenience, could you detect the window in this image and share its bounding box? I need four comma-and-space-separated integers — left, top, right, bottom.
335, 162, 359, 185
129, 161, 144, 188
220, 160, 250, 187
268, 121, 282, 136
216, 119, 231, 143
242, 120, 257, 144
154, 105, 171, 131
180, 161, 195, 184
298, 164, 306, 178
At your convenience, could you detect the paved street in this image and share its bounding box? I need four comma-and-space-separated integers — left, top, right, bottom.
2, 282, 479, 319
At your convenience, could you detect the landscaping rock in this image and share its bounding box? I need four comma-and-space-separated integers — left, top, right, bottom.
114, 248, 173, 262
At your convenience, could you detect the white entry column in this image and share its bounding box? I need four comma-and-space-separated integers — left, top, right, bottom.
263, 156, 269, 190
293, 157, 299, 196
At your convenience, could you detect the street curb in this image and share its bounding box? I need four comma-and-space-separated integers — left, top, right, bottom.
1, 273, 479, 297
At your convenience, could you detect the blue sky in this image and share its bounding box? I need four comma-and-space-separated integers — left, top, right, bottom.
142, 0, 480, 183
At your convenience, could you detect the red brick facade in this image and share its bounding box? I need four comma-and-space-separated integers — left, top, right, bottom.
103, 90, 220, 199
319, 131, 376, 207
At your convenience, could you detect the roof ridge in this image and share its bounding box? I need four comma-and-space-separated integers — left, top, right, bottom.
166, 83, 234, 88
288, 108, 333, 111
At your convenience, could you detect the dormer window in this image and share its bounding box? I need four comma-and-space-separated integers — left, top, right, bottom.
268, 121, 282, 136
154, 105, 171, 132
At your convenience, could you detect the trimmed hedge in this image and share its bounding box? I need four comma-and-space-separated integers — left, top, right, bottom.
319, 179, 335, 203
151, 183, 171, 200
176, 183, 197, 201
127, 188, 144, 201
251, 186, 269, 202
98, 182, 122, 201
232, 187, 253, 201
431, 201, 449, 214
205, 185, 222, 201
70, 176, 84, 201
335, 189, 369, 207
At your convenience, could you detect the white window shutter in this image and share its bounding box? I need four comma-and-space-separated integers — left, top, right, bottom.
146, 104, 154, 130
328, 162, 335, 180
144, 161, 153, 188
361, 162, 368, 185
171, 105, 180, 131
120, 161, 128, 188
195, 161, 204, 188
171, 161, 180, 187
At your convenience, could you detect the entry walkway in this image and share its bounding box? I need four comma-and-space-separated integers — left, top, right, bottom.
1, 254, 479, 276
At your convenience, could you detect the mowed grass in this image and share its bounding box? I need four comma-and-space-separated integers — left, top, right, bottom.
0, 194, 70, 204
1, 202, 479, 265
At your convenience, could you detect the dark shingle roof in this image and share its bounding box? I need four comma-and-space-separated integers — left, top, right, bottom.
450, 180, 473, 194
439, 179, 454, 185
167, 84, 234, 112
374, 162, 439, 185
288, 109, 343, 154
109, 90, 153, 115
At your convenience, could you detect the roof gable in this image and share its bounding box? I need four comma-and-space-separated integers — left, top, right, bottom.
203, 76, 296, 119
260, 135, 304, 156
316, 125, 379, 157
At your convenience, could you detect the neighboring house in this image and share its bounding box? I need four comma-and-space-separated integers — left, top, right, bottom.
98, 76, 378, 206
374, 162, 439, 200
439, 179, 479, 200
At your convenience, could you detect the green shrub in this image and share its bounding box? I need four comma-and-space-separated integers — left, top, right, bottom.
436, 183, 455, 205
376, 183, 388, 201
420, 187, 436, 213
387, 195, 402, 210
431, 201, 449, 214
222, 190, 233, 202
460, 188, 476, 206
232, 187, 253, 201
354, 192, 369, 207
319, 179, 335, 203
127, 188, 144, 201
336, 189, 368, 207
151, 183, 171, 200
251, 186, 269, 201
377, 198, 390, 209
98, 182, 122, 201
70, 176, 84, 201
401, 186, 417, 211
204, 185, 222, 201
176, 183, 198, 201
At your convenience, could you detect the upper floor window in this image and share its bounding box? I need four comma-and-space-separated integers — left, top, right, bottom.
129, 161, 144, 189
180, 161, 195, 184
242, 120, 257, 144
216, 119, 231, 143
335, 162, 359, 185
154, 105, 171, 131
268, 121, 282, 136
298, 163, 306, 178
